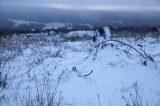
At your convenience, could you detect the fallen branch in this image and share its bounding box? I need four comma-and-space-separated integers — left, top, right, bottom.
101, 39, 146, 59
84, 70, 93, 77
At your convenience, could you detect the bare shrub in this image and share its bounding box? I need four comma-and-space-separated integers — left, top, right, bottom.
122, 82, 142, 106
0, 63, 9, 106
0, 72, 7, 89
64, 35, 92, 42
22, 73, 63, 106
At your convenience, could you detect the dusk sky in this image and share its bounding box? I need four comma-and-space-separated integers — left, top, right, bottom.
1, 0, 160, 11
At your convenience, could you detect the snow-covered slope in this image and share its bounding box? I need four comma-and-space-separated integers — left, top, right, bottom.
8, 19, 40, 27
9, 19, 66, 29
1, 34, 160, 106
43, 22, 66, 30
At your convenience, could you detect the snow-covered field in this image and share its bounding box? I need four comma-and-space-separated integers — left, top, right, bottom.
0, 32, 160, 106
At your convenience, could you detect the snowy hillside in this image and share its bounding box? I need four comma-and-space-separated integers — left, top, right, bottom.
0, 32, 160, 106
8, 19, 40, 27
9, 19, 67, 29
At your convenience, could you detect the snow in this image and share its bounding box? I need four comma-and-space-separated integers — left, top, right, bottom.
9, 19, 67, 29
44, 22, 66, 30
8, 19, 39, 27
1, 33, 160, 106
66, 31, 96, 37
104, 27, 112, 38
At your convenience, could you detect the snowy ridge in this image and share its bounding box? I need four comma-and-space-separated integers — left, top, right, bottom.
8, 19, 40, 27
9, 19, 67, 29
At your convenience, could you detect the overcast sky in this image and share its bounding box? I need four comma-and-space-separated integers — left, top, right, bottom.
1, 0, 160, 11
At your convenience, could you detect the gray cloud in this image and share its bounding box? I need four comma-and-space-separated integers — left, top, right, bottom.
1, 0, 160, 10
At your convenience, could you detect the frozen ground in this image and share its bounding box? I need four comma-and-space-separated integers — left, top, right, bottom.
0, 32, 160, 106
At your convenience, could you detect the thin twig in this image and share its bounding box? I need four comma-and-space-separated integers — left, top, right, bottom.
97, 94, 101, 106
